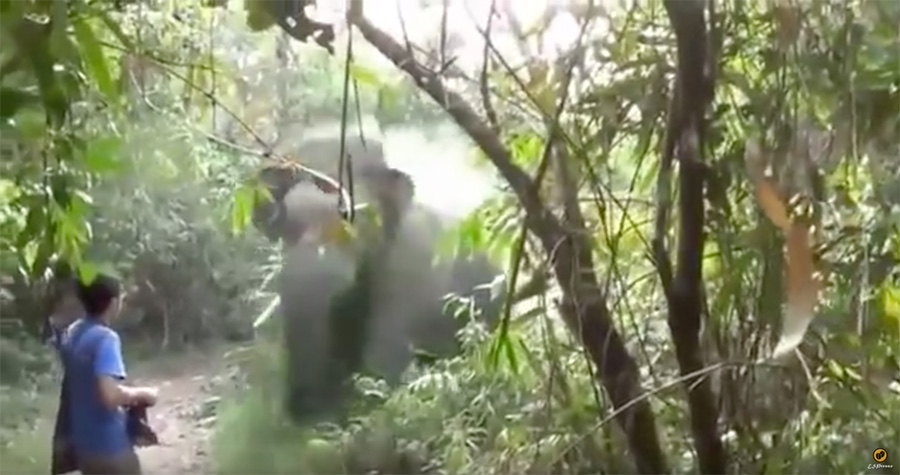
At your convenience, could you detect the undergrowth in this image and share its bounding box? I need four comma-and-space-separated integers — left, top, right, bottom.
0, 336, 59, 475
214, 324, 900, 475
214, 323, 644, 475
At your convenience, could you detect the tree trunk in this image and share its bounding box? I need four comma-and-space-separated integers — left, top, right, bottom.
653, 1, 727, 473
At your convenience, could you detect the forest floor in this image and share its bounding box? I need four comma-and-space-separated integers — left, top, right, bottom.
128, 346, 234, 475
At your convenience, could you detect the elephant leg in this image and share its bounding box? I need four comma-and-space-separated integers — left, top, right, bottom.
361, 303, 415, 386
410, 303, 462, 358
280, 245, 355, 422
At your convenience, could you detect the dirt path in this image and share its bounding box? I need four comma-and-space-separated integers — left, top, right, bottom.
128, 347, 236, 475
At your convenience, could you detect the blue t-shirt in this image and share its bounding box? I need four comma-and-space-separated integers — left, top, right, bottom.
61, 318, 131, 456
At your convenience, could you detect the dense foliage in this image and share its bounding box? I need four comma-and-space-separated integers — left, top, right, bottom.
1, 0, 898, 474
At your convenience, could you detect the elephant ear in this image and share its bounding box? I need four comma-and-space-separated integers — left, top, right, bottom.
281, 181, 352, 247
251, 162, 356, 246
359, 167, 415, 241
251, 165, 301, 243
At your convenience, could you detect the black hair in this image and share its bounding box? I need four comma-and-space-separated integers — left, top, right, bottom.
76, 273, 122, 317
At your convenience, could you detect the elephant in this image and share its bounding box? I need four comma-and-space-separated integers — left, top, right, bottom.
250, 135, 504, 422
294, 134, 387, 189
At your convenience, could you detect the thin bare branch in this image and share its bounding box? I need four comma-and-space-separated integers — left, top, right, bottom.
479, 0, 500, 133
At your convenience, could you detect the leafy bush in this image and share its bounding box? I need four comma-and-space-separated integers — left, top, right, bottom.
0, 336, 59, 475
0, 336, 55, 387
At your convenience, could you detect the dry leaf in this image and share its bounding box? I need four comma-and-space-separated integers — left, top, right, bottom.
756, 178, 792, 231
772, 222, 819, 357
746, 139, 821, 359
772, 2, 800, 48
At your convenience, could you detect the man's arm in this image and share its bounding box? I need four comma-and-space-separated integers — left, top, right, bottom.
94, 331, 157, 409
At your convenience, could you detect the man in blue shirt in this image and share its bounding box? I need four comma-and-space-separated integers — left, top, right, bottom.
60, 273, 158, 474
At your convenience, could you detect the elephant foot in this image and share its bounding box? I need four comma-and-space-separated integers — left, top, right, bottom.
285, 381, 349, 425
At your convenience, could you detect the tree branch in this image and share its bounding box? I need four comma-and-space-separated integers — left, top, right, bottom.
659, 0, 727, 473
348, 3, 552, 237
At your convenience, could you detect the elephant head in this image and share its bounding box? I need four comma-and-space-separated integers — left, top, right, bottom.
249, 149, 415, 248
250, 163, 348, 247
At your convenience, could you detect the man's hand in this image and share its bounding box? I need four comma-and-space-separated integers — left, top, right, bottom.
133, 386, 158, 407
98, 376, 160, 409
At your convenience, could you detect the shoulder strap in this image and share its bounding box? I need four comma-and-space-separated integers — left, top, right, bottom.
60, 322, 108, 370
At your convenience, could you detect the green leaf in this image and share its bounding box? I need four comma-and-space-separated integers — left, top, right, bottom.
21, 240, 39, 275
83, 136, 122, 173
349, 63, 382, 88
505, 334, 520, 373
488, 323, 520, 374
231, 184, 256, 236
78, 261, 98, 284
881, 284, 900, 328
72, 17, 117, 103
508, 132, 543, 168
